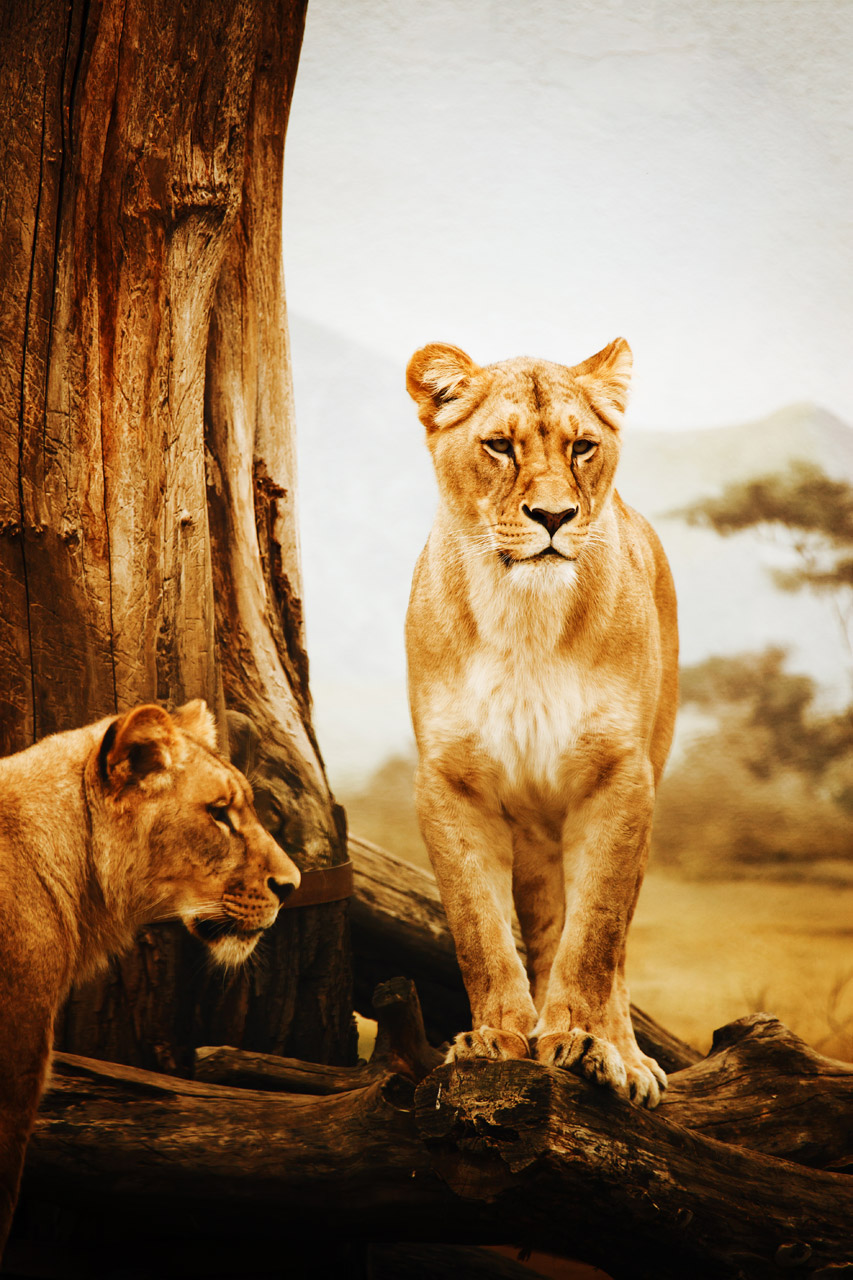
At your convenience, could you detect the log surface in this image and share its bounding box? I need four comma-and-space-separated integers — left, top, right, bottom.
416, 1059, 853, 1280
661, 1013, 853, 1171
11, 1007, 852, 1280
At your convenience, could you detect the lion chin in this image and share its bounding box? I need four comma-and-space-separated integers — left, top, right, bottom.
505, 552, 579, 594
186, 915, 266, 967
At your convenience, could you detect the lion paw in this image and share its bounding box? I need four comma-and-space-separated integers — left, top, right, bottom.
445, 1026, 531, 1063
625, 1055, 667, 1109
535, 1029, 629, 1097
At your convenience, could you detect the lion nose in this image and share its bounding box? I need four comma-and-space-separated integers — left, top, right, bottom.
522, 504, 578, 537
268, 874, 299, 904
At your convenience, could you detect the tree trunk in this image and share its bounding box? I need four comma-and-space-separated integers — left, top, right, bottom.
0, 0, 354, 1070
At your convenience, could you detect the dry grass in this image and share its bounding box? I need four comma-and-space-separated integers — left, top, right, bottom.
628, 872, 853, 1059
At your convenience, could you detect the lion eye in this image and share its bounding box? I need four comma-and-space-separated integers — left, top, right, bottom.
572, 439, 597, 457
209, 804, 234, 832
484, 438, 514, 458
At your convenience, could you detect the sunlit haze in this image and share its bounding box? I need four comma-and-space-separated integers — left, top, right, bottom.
282, 1, 853, 786
283, 0, 853, 430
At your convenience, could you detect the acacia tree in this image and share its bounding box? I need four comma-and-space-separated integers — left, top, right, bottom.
0, 0, 355, 1070
679, 462, 853, 659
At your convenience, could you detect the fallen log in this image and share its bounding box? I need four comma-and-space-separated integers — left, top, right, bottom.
193, 992, 853, 1175
10, 981, 853, 1280
349, 834, 700, 1073
416, 1058, 853, 1280
661, 1013, 853, 1172
193, 1045, 372, 1094
193, 976, 443, 1093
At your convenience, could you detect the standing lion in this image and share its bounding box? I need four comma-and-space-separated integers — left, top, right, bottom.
406, 338, 677, 1107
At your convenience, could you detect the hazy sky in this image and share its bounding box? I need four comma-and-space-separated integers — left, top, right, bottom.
283, 0, 853, 430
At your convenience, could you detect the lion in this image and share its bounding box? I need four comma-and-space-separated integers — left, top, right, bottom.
405, 337, 678, 1108
0, 700, 301, 1256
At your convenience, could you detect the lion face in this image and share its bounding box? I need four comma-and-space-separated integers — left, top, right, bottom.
406, 339, 633, 575
96, 701, 301, 967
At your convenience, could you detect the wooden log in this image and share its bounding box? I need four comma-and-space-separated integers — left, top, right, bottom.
14, 985, 853, 1276
415, 1060, 853, 1280
14, 1053, 476, 1249
661, 1013, 853, 1172
191, 991, 853, 1176
349, 835, 700, 1073
370, 976, 445, 1082
11, 1024, 853, 1280
193, 1045, 372, 1095
192, 976, 442, 1093
368, 1243, 557, 1279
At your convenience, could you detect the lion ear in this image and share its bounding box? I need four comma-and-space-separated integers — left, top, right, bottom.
570, 338, 633, 428
406, 343, 482, 433
102, 705, 181, 792
172, 698, 218, 752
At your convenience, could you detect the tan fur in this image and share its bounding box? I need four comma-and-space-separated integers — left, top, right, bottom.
0, 701, 300, 1256
406, 339, 678, 1108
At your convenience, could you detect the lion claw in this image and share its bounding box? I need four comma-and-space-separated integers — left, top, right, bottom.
445, 1026, 531, 1063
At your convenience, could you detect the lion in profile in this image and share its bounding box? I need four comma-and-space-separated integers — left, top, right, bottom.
0, 700, 301, 1256
406, 338, 677, 1108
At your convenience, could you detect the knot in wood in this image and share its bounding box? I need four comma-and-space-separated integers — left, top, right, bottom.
774, 1241, 812, 1268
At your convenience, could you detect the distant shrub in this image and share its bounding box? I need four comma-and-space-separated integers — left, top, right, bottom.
653, 649, 853, 878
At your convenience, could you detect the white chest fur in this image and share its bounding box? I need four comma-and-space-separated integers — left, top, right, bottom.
440, 558, 591, 795
462, 645, 592, 793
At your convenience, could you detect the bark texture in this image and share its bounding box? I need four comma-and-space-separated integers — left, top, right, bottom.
0, 0, 354, 1070
9, 997, 853, 1280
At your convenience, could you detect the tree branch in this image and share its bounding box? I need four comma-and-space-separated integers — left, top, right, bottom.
10, 990, 852, 1280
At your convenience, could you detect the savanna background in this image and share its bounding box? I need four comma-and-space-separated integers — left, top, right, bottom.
283, 2, 853, 1058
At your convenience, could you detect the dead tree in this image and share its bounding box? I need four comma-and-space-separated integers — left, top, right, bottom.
7, 980, 852, 1280
0, 0, 354, 1070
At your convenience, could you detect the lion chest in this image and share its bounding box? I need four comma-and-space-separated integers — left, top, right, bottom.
459, 648, 595, 795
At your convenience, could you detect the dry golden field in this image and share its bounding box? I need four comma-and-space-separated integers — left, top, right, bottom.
628, 872, 853, 1059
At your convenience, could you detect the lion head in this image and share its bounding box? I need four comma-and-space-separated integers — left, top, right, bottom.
406, 338, 632, 576
88, 700, 301, 967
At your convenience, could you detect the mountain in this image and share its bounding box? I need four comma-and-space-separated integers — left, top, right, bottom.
290, 315, 853, 785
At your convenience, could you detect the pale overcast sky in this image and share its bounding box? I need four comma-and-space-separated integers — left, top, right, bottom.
281, 1, 853, 784
283, 0, 853, 430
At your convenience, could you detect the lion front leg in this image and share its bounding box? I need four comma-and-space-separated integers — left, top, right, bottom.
416, 765, 538, 1062
534, 759, 665, 1108
0, 983, 57, 1261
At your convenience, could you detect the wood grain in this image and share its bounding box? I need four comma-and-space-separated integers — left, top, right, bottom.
11, 1008, 852, 1280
